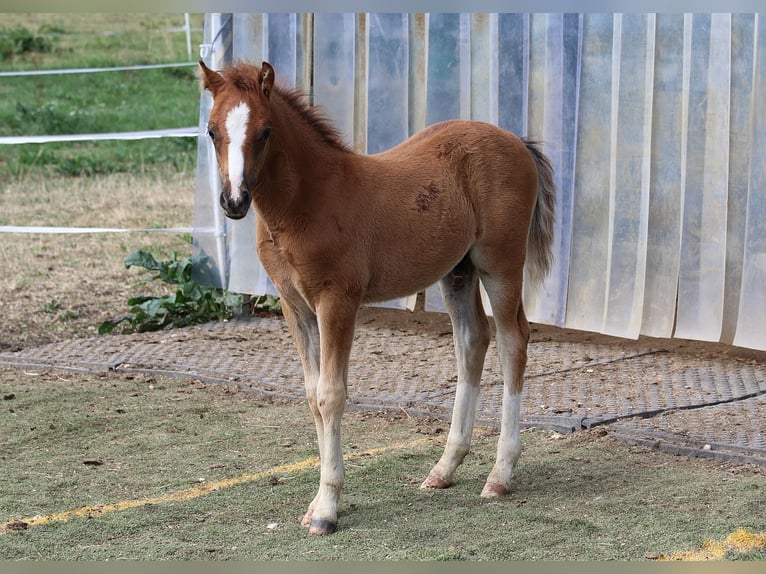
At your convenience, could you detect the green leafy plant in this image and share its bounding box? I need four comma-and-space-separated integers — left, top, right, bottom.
99, 248, 244, 335
0, 26, 54, 61
248, 294, 282, 315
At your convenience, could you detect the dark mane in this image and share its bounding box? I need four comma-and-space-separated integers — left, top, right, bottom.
273, 84, 351, 153
222, 62, 351, 153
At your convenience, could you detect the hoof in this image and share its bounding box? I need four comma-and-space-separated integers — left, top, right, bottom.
480, 481, 510, 498
300, 510, 313, 527
308, 518, 337, 536
420, 473, 452, 490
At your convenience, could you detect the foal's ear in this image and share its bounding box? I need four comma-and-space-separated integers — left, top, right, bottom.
260, 61, 275, 98
198, 60, 225, 96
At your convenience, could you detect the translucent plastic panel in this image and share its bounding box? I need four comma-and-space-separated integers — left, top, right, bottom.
193, 13, 232, 290
565, 14, 615, 333
265, 13, 297, 87
294, 14, 313, 95
407, 13, 428, 136
640, 14, 686, 337
366, 14, 414, 311
367, 13, 409, 154
721, 14, 756, 344
312, 13, 356, 147
526, 13, 548, 143
547, 13, 581, 327
497, 13, 529, 137
425, 13, 470, 125
231, 13, 262, 61
675, 14, 732, 342
423, 13, 470, 313
191, 12, 766, 350
226, 14, 277, 297
601, 14, 654, 339
469, 13, 498, 124
523, 13, 579, 327
227, 14, 306, 297
191, 83, 223, 287
733, 15, 766, 350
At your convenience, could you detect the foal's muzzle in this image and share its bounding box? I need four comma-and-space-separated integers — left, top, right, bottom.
219, 184, 252, 220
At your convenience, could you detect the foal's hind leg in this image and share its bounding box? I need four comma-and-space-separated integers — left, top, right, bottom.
421, 257, 490, 489
479, 273, 529, 497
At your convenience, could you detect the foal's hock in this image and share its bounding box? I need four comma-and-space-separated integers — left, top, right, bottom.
199, 59, 556, 536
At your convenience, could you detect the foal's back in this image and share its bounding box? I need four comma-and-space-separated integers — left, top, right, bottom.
340, 120, 539, 303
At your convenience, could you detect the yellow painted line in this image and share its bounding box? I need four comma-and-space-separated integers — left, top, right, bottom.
657, 529, 766, 561
0, 436, 436, 534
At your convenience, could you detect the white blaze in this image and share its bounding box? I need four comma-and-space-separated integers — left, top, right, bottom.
225, 101, 250, 201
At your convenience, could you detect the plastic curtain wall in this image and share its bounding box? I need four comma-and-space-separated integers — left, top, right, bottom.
192, 13, 766, 351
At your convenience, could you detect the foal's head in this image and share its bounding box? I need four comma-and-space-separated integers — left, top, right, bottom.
199, 60, 275, 220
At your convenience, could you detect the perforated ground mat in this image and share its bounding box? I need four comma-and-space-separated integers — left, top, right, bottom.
2, 308, 765, 466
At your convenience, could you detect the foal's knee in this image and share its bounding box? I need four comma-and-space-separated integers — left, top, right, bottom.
316, 382, 346, 417
304, 381, 319, 410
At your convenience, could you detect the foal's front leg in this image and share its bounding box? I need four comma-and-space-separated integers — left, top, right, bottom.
278, 299, 323, 527
305, 294, 359, 536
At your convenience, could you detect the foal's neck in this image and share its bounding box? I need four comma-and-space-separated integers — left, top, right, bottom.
254, 90, 351, 228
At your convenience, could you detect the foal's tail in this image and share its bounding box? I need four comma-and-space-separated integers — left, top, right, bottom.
522, 139, 556, 287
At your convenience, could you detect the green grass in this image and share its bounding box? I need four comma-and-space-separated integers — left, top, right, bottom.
0, 26, 53, 61
0, 15, 204, 178
1, 367, 764, 560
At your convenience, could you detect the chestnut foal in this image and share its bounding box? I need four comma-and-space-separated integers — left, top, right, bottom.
199, 60, 555, 536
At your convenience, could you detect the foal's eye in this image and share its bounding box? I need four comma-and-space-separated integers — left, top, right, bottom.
207, 128, 215, 141
259, 127, 271, 142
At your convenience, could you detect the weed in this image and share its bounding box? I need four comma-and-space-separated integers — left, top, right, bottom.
0, 26, 54, 61
57, 310, 79, 321
98, 239, 244, 334
248, 294, 282, 315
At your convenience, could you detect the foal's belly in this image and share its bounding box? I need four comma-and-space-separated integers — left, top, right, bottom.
362, 222, 475, 303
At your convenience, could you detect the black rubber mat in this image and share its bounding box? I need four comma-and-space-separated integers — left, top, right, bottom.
1, 314, 764, 466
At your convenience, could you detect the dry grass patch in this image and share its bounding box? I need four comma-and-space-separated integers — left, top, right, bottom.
1, 171, 194, 228
1, 171, 194, 350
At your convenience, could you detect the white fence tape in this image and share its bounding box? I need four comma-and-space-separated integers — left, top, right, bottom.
0, 127, 198, 145
1, 48, 201, 238
0, 226, 194, 234
0, 61, 197, 78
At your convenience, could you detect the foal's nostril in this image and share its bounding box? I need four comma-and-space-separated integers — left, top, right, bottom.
219, 188, 252, 220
